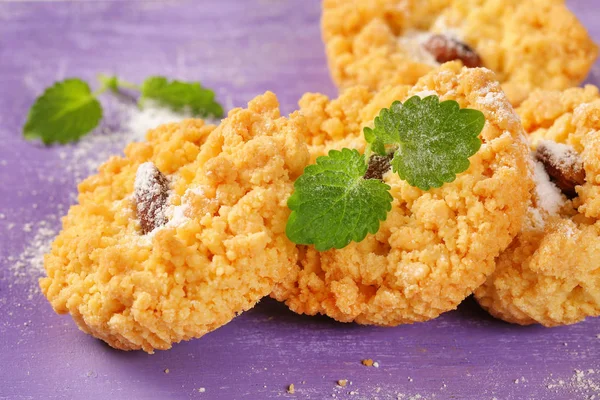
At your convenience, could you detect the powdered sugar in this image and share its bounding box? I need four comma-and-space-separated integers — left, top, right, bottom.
398, 30, 438, 65
134, 162, 170, 234
139, 186, 206, 243
537, 140, 583, 174
546, 369, 600, 398
63, 101, 209, 180
474, 81, 518, 126
7, 216, 60, 294
478, 91, 505, 109
533, 160, 565, 216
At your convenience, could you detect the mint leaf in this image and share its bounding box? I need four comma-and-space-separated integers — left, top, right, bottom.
286, 148, 393, 251
365, 95, 484, 190
23, 78, 102, 145
139, 76, 223, 118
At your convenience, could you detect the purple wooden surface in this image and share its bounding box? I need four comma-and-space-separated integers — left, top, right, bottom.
1, 1, 599, 399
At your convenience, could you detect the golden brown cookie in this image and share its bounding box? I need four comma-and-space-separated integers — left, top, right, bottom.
40, 92, 309, 352
272, 63, 533, 325
322, 0, 598, 105
475, 86, 600, 327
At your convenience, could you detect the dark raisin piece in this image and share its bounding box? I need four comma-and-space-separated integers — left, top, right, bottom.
535, 141, 586, 198
364, 153, 393, 180
134, 162, 170, 234
422, 34, 483, 68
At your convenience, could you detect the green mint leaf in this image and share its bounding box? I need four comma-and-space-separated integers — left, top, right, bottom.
139, 76, 224, 118
286, 148, 393, 251
365, 95, 484, 190
23, 78, 103, 145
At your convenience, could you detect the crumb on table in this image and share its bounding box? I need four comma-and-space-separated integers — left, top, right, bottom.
362, 359, 374, 367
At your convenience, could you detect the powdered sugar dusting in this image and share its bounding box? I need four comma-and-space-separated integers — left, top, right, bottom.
134, 162, 170, 234
474, 81, 518, 126
398, 30, 438, 65
537, 140, 583, 175
545, 369, 600, 398
8, 217, 60, 290
64, 102, 200, 180
139, 186, 207, 243
533, 160, 565, 216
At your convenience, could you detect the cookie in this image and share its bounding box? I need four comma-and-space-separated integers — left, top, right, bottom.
474, 86, 600, 327
272, 63, 533, 325
322, 0, 598, 105
40, 92, 309, 352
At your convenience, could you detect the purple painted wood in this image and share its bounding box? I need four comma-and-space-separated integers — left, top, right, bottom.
1, 1, 599, 399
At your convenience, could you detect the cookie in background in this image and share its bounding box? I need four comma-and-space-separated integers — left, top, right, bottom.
322, 0, 598, 105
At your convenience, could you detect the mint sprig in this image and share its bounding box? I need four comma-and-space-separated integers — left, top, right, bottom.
23, 79, 103, 145
23, 75, 224, 145
286, 149, 393, 251
140, 76, 223, 118
287, 95, 485, 251
365, 96, 484, 190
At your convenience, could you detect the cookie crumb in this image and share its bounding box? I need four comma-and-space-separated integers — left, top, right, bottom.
287, 384, 295, 394
337, 380, 348, 387
164, 368, 170, 374
373, 361, 380, 368
361, 359, 374, 367
198, 388, 205, 393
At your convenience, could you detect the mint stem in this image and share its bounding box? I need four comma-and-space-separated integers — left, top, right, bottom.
116, 79, 141, 91
97, 74, 141, 94
91, 85, 109, 98
364, 153, 393, 180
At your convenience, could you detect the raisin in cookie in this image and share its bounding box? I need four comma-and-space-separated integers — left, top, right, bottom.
475, 86, 600, 327
40, 92, 309, 352
322, 0, 598, 105
272, 63, 533, 325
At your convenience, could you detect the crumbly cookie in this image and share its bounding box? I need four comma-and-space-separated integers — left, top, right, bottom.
272, 63, 533, 325
40, 92, 309, 352
322, 0, 598, 105
475, 86, 600, 326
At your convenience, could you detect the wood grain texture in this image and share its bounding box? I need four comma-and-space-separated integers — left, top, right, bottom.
0, 1, 599, 399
